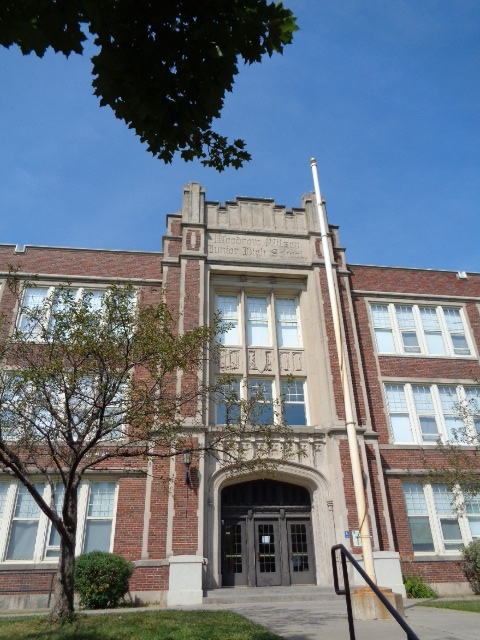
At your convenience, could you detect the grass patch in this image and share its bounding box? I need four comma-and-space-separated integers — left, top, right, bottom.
419, 600, 480, 613
0, 610, 281, 640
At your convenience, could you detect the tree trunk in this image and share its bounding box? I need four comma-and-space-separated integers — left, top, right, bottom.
50, 490, 78, 620
50, 533, 76, 619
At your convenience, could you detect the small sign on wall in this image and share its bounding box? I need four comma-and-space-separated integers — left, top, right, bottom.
352, 530, 361, 546
344, 531, 350, 539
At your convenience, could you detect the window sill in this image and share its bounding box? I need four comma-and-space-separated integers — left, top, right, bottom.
412, 554, 462, 562
377, 353, 476, 360
0, 562, 58, 570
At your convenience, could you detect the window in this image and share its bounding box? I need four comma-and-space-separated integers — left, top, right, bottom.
385, 383, 477, 444
276, 298, 300, 347
215, 290, 306, 426
0, 375, 127, 444
370, 303, 472, 357
0, 480, 117, 563
18, 286, 107, 340
216, 379, 241, 425
6, 484, 43, 560
281, 380, 307, 426
216, 292, 301, 349
18, 288, 49, 338
403, 482, 434, 552
402, 483, 478, 554
247, 297, 269, 346
464, 388, 480, 436
217, 295, 239, 345
248, 379, 274, 425
83, 482, 116, 553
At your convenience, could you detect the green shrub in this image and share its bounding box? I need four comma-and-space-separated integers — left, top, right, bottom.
401, 554, 437, 599
74, 551, 134, 609
462, 540, 480, 595
404, 574, 437, 599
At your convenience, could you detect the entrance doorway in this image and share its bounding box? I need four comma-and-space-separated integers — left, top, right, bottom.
221, 480, 315, 587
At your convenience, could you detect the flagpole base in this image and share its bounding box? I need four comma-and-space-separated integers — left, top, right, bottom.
351, 586, 404, 620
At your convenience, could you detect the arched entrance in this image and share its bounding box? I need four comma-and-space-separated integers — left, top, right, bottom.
221, 479, 315, 587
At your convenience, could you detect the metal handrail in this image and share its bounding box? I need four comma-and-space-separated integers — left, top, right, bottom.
331, 544, 420, 640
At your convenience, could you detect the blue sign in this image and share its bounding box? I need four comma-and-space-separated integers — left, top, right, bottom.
344, 530, 350, 538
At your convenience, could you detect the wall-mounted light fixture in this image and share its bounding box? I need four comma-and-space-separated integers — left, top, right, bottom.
183, 450, 192, 486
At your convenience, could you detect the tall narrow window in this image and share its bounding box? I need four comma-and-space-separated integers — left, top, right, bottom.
83, 290, 105, 312
246, 297, 269, 346
281, 380, 306, 426
438, 387, 462, 441
249, 379, 273, 425
465, 493, 480, 541
371, 304, 395, 353
83, 482, 115, 553
412, 386, 439, 442
432, 485, 463, 551
402, 483, 434, 552
18, 288, 49, 338
464, 388, 480, 436
217, 295, 239, 345
217, 379, 241, 425
419, 307, 446, 355
0, 484, 8, 520
6, 484, 44, 560
276, 298, 299, 347
395, 306, 420, 353
385, 385, 413, 442
49, 288, 79, 332
44, 485, 65, 559
443, 308, 470, 356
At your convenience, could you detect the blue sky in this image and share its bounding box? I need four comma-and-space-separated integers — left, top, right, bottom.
0, 1, 479, 271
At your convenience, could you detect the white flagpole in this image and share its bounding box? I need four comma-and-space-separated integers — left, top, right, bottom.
310, 158, 377, 583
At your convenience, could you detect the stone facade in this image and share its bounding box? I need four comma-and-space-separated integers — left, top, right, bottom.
0, 182, 479, 607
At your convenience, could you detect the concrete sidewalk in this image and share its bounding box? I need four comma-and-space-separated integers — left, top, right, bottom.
1, 598, 479, 639
202, 598, 480, 640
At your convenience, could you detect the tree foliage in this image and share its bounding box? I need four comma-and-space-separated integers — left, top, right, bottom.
0, 277, 294, 618
420, 393, 480, 506
0, 1, 298, 170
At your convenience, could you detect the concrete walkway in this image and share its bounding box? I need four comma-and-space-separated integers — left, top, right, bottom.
1, 597, 479, 639
201, 598, 480, 640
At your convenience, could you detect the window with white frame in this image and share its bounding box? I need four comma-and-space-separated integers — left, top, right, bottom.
217, 295, 239, 345
281, 380, 307, 426
275, 298, 300, 347
216, 378, 241, 425
370, 303, 472, 357
248, 379, 274, 425
215, 290, 306, 427
402, 482, 479, 554
0, 480, 117, 563
216, 378, 308, 428
0, 374, 127, 444
384, 383, 479, 444
246, 297, 269, 346
18, 286, 107, 340
216, 292, 301, 348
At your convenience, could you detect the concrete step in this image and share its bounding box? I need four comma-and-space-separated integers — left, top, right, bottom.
203, 585, 338, 604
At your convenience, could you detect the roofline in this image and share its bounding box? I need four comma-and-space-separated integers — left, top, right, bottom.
347, 263, 480, 276
0, 243, 163, 257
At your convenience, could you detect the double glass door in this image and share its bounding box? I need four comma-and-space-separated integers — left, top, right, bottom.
222, 516, 314, 587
